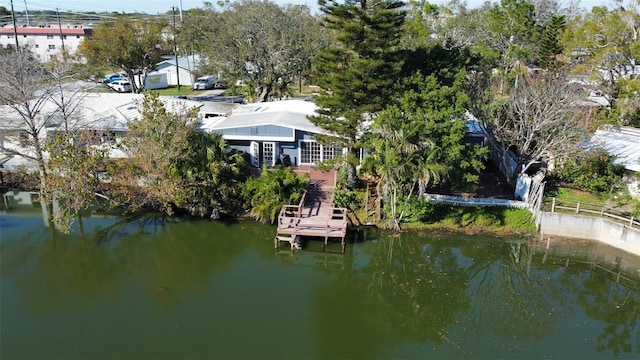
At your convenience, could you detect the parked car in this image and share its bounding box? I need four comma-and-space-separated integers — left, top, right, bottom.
214, 81, 227, 89
108, 80, 132, 93
102, 73, 126, 84
193, 76, 214, 90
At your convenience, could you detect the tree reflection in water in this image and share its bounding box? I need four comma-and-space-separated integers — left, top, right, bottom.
0, 214, 265, 314
312, 231, 640, 358
2, 215, 639, 358
534, 239, 640, 358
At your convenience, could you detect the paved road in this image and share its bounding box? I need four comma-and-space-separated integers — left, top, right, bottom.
50, 81, 241, 103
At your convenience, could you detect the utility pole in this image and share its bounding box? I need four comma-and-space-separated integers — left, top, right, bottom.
56, 8, 66, 57
10, 0, 19, 50
179, 0, 183, 22
23, 0, 29, 26
173, 6, 180, 92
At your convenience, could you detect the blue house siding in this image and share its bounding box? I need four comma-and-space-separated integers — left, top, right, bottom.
201, 99, 343, 167
216, 124, 294, 139
280, 144, 298, 166
224, 129, 314, 167
226, 140, 251, 155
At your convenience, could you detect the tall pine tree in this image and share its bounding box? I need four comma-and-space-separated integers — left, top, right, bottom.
538, 14, 565, 70
310, 0, 406, 187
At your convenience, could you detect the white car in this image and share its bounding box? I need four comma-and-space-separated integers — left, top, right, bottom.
108, 80, 132, 93
193, 76, 214, 90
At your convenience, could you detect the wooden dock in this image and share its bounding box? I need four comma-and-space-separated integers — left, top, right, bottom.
275, 168, 348, 253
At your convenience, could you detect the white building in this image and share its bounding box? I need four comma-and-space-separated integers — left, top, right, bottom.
154, 55, 201, 87
0, 25, 92, 62
0, 92, 203, 171
590, 125, 640, 198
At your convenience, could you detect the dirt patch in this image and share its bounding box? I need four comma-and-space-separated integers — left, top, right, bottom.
433, 162, 517, 200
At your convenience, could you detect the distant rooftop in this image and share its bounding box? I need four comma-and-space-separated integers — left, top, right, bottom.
157, 55, 201, 71
590, 126, 640, 173
0, 25, 92, 36
0, 92, 203, 132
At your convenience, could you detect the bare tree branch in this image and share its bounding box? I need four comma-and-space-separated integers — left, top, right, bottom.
486, 73, 586, 181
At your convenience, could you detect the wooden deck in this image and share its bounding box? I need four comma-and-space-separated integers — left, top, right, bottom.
275, 168, 348, 253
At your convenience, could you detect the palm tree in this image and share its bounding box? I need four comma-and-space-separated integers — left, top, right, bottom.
245, 167, 308, 224
180, 132, 250, 217
365, 105, 446, 231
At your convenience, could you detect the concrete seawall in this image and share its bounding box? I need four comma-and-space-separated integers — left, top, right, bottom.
540, 212, 640, 256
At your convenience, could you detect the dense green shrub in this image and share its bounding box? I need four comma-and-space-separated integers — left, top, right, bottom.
333, 188, 362, 212
398, 197, 439, 223
552, 148, 625, 194
243, 166, 308, 224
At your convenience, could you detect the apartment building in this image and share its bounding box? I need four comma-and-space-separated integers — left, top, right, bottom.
0, 25, 92, 62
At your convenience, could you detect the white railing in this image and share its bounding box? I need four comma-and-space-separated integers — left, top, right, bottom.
548, 198, 640, 229
424, 193, 529, 209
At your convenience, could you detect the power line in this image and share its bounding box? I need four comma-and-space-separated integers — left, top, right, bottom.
9, 0, 177, 15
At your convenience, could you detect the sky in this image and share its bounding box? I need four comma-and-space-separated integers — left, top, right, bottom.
0, 0, 621, 16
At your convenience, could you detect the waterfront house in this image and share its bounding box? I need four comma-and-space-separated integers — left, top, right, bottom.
199, 99, 343, 168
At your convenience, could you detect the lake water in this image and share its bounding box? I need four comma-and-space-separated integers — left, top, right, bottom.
1, 212, 640, 359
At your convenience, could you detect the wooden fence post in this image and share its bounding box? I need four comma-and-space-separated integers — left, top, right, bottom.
551, 198, 556, 213
364, 181, 369, 223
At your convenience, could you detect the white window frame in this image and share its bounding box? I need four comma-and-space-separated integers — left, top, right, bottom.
250, 141, 260, 167
298, 140, 342, 165
262, 142, 276, 167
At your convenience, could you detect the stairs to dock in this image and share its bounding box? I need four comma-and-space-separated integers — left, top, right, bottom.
275, 168, 348, 253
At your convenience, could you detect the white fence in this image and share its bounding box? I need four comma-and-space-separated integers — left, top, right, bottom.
424, 193, 529, 209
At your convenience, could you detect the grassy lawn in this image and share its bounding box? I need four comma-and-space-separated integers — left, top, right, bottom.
83, 84, 217, 97
547, 187, 605, 204
149, 86, 200, 96
545, 185, 640, 216
399, 206, 537, 235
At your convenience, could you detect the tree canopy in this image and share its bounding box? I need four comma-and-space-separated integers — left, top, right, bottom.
177, 131, 251, 218
197, 0, 325, 102
108, 93, 198, 214
4, 0, 640, 227
310, 0, 407, 187
79, 17, 169, 93
538, 14, 566, 70
480, 73, 585, 181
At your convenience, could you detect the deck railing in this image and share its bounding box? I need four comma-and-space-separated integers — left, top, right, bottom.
279, 192, 307, 218
330, 207, 347, 221
277, 206, 347, 234
546, 198, 640, 229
